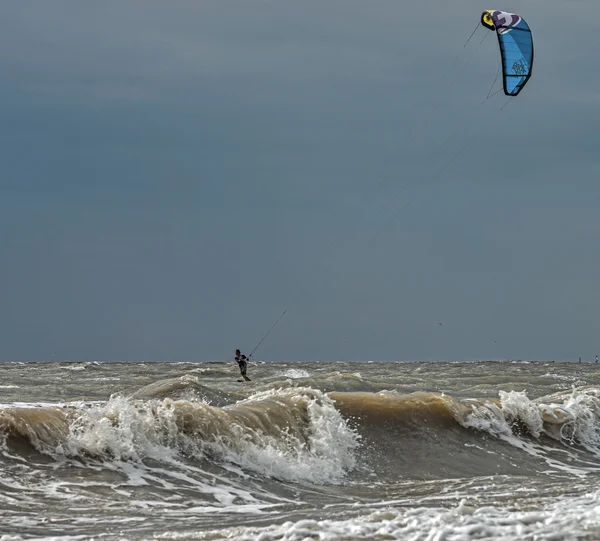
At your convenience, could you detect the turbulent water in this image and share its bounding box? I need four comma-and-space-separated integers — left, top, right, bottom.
1, 360, 600, 540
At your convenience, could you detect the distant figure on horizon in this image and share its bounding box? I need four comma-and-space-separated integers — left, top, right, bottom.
596, 355, 598, 364
235, 349, 251, 381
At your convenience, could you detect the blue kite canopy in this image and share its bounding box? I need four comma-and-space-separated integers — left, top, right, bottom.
481, 10, 534, 96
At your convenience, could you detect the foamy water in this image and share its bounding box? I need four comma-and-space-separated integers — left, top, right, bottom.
1, 360, 600, 540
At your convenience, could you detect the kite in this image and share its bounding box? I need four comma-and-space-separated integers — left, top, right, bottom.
481, 10, 534, 96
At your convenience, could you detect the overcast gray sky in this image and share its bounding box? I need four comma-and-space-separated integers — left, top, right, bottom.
1, 0, 599, 362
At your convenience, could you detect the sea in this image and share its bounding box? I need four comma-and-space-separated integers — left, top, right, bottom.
1, 359, 600, 541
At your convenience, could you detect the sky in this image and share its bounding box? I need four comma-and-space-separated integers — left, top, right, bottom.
1, 0, 599, 362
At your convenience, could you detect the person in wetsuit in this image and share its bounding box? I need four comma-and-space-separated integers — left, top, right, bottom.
235, 349, 251, 381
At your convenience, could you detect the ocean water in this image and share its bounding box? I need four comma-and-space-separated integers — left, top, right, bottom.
1, 360, 600, 540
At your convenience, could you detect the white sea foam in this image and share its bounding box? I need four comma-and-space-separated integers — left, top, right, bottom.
0, 400, 104, 409
57, 395, 180, 462
156, 489, 600, 541
458, 387, 600, 475
540, 388, 600, 453
461, 388, 600, 445
218, 388, 359, 484
542, 372, 575, 381
282, 369, 310, 379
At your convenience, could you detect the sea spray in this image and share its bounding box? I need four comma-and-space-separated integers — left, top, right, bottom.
217, 388, 360, 483
37, 388, 361, 484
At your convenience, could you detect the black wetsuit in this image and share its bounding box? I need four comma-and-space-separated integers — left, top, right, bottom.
236, 356, 251, 381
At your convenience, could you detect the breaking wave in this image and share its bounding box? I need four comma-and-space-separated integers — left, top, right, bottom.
0, 386, 359, 485
2, 378, 600, 486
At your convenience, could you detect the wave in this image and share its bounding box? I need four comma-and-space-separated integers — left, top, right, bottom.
0, 407, 70, 450
329, 386, 600, 478
330, 387, 600, 445
2, 380, 600, 485
459, 388, 600, 450
0, 387, 358, 484
128, 374, 235, 405
264, 371, 381, 393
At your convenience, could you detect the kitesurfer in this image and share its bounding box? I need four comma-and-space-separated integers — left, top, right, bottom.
235, 349, 251, 381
